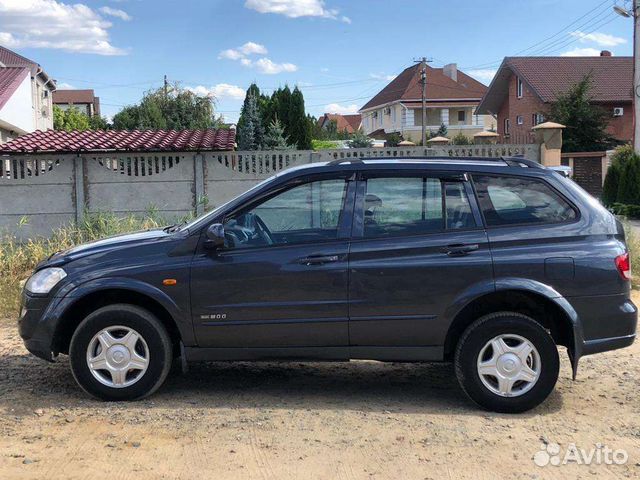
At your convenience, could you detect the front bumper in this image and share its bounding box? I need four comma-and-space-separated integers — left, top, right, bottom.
18, 291, 57, 362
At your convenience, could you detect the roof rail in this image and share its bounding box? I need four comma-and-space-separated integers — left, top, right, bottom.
502, 156, 544, 169
327, 158, 364, 166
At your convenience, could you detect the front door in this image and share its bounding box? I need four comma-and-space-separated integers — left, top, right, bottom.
191, 175, 354, 352
348, 171, 493, 352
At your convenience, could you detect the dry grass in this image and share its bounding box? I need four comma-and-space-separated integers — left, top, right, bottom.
0, 211, 169, 316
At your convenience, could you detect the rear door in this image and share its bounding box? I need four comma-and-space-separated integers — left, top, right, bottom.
348, 170, 494, 351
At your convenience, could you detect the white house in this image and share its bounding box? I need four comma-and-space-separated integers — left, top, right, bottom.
0, 46, 55, 143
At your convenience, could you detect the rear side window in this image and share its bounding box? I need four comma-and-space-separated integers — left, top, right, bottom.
473, 174, 576, 227
362, 176, 475, 238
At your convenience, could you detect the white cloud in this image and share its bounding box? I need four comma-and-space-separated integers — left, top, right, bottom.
370, 73, 397, 81
0, 0, 127, 55
218, 41, 297, 75
99, 6, 132, 21
324, 103, 359, 114
569, 31, 626, 47
218, 41, 268, 60
561, 47, 603, 57
253, 57, 297, 74
56, 82, 76, 89
187, 83, 246, 100
467, 69, 497, 84
245, 0, 350, 22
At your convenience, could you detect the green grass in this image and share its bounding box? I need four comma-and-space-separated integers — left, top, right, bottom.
0, 211, 172, 317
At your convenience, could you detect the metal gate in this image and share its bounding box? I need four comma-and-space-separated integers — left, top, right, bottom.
572, 156, 603, 197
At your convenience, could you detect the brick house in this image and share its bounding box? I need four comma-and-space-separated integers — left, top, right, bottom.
53, 89, 101, 117
317, 113, 362, 134
476, 52, 632, 144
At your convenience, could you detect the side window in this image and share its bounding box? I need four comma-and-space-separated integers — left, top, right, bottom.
224, 178, 347, 249
362, 176, 475, 238
473, 174, 577, 227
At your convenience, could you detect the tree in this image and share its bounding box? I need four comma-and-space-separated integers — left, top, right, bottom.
263, 118, 294, 150
348, 129, 373, 148
53, 105, 90, 131
452, 132, 472, 145
287, 87, 312, 149
618, 153, 640, 205
602, 145, 635, 206
386, 132, 402, 147
237, 84, 268, 147
547, 75, 614, 152
237, 92, 263, 150
111, 83, 218, 130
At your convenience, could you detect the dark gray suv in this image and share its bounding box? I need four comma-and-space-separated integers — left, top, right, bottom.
19, 157, 637, 412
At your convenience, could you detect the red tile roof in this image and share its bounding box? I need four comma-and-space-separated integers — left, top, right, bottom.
0, 67, 29, 110
476, 56, 633, 114
0, 129, 236, 153
318, 113, 362, 133
53, 89, 97, 104
0, 46, 37, 69
360, 64, 488, 111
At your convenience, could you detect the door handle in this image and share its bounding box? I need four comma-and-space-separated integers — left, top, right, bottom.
298, 254, 340, 265
440, 244, 479, 256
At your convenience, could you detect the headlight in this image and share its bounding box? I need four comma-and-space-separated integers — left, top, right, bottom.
25, 267, 67, 294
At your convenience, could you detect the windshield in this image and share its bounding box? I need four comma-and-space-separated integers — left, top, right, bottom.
180, 174, 279, 232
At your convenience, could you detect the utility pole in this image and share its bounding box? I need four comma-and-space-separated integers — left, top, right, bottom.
614, 0, 640, 152
414, 57, 431, 146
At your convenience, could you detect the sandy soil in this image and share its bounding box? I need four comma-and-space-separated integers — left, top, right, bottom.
1, 295, 639, 480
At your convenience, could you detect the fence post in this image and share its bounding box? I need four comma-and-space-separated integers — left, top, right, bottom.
194, 153, 205, 215
73, 154, 86, 224
532, 122, 565, 166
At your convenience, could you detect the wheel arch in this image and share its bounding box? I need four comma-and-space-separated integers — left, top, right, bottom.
443, 284, 581, 366
52, 283, 188, 356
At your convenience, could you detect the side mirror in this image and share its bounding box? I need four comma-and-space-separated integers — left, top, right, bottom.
205, 223, 225, 250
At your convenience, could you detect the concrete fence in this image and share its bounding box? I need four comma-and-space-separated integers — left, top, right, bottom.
1, 143, 541, 240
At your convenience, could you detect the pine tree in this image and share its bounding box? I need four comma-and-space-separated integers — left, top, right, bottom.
263, 118, 293, 150
237, 92, 263, 150
348, 129, 374, 148
617, 151, 640, 205
288, 87, 312, 149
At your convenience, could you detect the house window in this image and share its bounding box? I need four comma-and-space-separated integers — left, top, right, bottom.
516, 115, 524, 125
504, 118, 510, 135
516, 77, 524, 98
457, 110, 466, 123
532, 113, 544, 126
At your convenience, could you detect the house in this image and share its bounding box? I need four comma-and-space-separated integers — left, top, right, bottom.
0, 46, 55, 143
53, 89, 100, 117
317, 113, 362, 134
475, 51, 632, 143
359, 63, 493, 142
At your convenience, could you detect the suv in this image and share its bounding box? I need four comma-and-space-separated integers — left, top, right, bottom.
19, 157, 637, 412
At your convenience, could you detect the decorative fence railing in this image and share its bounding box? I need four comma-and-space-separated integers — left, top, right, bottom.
0, 144, 540, 240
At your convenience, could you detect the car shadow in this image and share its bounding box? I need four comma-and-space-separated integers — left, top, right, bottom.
0, 350, 564, 417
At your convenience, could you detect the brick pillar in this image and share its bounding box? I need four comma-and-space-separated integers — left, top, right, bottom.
532, 122, 565, 166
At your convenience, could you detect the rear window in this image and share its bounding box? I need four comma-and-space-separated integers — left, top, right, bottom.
473, 174, 576, 226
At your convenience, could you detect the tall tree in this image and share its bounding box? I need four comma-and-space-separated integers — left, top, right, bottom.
237, 83, 269, 147
288, 87, 312, 149
263, 118, 294, 150
547, 75, 615, 152
237, 91, 263, 150
112, 83, 219, 130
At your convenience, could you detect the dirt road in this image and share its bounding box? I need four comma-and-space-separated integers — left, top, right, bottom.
1, 301, 639, 479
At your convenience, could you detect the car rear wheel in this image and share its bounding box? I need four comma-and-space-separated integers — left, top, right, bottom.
69, 304, 172, 401
454, 312, 559, 413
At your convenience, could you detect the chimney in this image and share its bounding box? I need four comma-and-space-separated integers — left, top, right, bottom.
443, 63, 458, 82
600, 50, 612, 57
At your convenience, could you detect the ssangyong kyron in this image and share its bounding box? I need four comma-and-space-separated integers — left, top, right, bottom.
19, 157, 637, 412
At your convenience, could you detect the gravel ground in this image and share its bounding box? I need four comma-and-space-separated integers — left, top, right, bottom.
1, 295, 639, 480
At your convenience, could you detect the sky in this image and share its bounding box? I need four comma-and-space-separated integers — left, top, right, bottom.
0, 0, 634, 124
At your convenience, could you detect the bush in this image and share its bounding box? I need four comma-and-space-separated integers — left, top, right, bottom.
617, 153, 640, 205
348, 129, 373, 148
386, 133, 402, 147
609, 203, 640, 219
602, 146, 640, 206
451, 133, 471, 145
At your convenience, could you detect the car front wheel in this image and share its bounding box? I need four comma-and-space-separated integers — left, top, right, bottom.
454, 312, 559, 413
69, 304, 173, 401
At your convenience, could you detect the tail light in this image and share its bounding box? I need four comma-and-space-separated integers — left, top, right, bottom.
615, 253, 631, 280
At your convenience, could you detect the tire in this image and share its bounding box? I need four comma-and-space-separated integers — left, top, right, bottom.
69, 304, 173, 401
454, 312, 559, 413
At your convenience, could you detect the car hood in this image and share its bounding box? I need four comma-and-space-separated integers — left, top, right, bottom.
42, 229, 171, 267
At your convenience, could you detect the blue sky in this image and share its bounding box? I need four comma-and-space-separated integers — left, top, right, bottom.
0, 0, 633, 123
